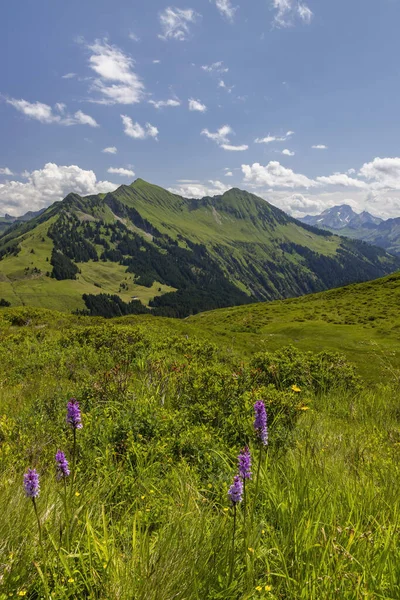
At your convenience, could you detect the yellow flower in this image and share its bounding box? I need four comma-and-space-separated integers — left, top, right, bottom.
150, 490, 155, 494
75, 491, 80, 497
68, 578, 75, 583
292, 385, 301, 392
103, 563, 107, 569
300, 406, 310, 411
261, 529, 265, 534
208, 483, 212, 488
248, 547, 254, 553
141, 495, 145, 499
255, 586, 262, 591
223, 507, 229, 512
18, 592, 27, 597
265, 585, 272, 592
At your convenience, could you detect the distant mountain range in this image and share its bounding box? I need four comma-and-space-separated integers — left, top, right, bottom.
299, 204, 400, 256
0, 208, 45, 234
1, 181, 399, 317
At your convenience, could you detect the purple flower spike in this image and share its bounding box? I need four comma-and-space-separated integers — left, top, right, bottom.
238, 447, 252, 480
24, 469, 40, 498
66, 398, 82, 430
254, 401, 268, 446
228, 475, 243, 505
55, 450, 70, 480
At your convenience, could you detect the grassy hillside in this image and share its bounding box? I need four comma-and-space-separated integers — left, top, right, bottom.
0, 299, 399, 598
187, 271, 400, 382
1, 180, 399, 317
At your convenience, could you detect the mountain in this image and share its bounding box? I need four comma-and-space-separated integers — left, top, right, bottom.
299, 204, 400, 256
300, 204, 383, 230
0, 180, 399, 317
0, 208, 45, 234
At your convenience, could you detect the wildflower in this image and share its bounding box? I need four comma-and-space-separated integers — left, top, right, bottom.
238, 446, 252, 480
55, 450, 70, 480
265, 585, 272, 592
68, 578, 74, 583
300, 406, 310, 411
23, 469, 40, 498
292, 384, 301, 392
255, 586, 262, 591
75, 491, 80, 497
66, 398, 83, 430
253, 401, 268, 445
248, 547, 254, 553
228, 475, 243, 505
18, 591, 27, 597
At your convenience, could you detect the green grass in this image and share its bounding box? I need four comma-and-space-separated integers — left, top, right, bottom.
0, 314, 399, 599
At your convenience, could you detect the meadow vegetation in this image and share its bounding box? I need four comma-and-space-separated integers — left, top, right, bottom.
0, 306, 399, 599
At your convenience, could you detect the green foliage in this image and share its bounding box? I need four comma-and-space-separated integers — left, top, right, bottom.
50, 248, 79, 280
250, 345, 361, 394
0, 314, 399, 598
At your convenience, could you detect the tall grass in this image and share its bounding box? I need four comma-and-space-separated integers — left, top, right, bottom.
0, 319, 399, 599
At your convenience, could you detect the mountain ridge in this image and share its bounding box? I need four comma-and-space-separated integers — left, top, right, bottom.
1, 180, 399, 317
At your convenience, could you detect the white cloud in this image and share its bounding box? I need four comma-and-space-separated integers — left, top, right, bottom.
225, 171, 233, 177
242, 161, 316, 188
7, 98, 99, 127
201, 61, 228, 73
168, 179, 229, 197
272, 0, 313, 27
316, 173, 368, 189
358, 157, 400, 189
153, 59, 161, 64
107, 167, 135, 177
102, 146, 117, 154
347, 168, 356, 175
218, 79, 234, 93
255, 130, 294, 144
188, 98, 207, 112
202, 125, 232, 144
278, 193, 327, 217
0, 163, 116, 216
282, 149, 295, 156
87, 40, 145, 105
220, 144, 248, 151
121, 115, 158, 140
202, 125, 248, 151
149, 98, 181, 109
158, 7, 199, 41
312, 144, 328, 149
128, 32, 140, 42
73, 110, 99, 127
62, 72, 76, 79
0, 168, 13, 176
213, 0, 237, 22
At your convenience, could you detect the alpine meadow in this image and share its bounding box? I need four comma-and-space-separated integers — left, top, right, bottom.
1, 1, 400, 599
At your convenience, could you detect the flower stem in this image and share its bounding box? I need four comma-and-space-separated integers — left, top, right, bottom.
228, 503, 237, 585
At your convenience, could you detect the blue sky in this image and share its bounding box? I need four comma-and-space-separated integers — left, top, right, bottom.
2, 0, 400, 218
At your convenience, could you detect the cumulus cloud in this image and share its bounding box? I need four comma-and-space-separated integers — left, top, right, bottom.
102, 146, 117, 154
312, 144, 328, 149
358, 157, 400, 189
213, 0, 237, 22
202, 124, 232, 144
168, 179, 229, 197
316, 173, 368, 189
0, 168, 13, 176
221, 144, 248, 151
149, 98, 181, 109
6, 98, 99, 127
255, 130, 294, 144
282, 149, 295, 156
87, 40, 145, 105
201, 61, 228, 73
121, 115, 158, 140
201, 124, 247, 150
107, 167, 135, 177
188, 98, 207, 112
225, 171, 233, 177
158, 7, 199, 41
0, 163, 116, 216
278, 193, 328, 217
242, 161, 316, 188
272, 0, 313, 27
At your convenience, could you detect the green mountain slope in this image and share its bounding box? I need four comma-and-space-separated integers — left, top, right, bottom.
187, 271, 400, 381
0, 179, 399, 316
